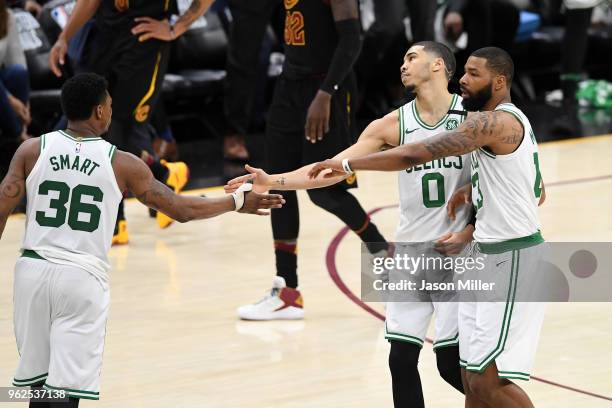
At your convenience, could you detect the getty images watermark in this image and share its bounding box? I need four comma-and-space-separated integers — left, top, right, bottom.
361, 242, 612, 302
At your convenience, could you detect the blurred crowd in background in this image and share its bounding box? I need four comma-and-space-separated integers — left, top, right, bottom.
1, 0, 612, 179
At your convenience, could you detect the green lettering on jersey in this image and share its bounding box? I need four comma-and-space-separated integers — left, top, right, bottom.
453, 155, 463, 169
50, 156, 59, 171
35, 180, 104, 232
71, 155, 81, 171
80, 159, 92, 175
59, 154, 70, 170
87, 162, 100, 176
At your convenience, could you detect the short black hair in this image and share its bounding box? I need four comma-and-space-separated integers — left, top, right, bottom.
413, 41, 456, 81
470, 47, 514, 87
61, 73, 109, 121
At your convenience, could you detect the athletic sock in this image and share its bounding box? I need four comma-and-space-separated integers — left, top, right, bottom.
275, 240, 298, 289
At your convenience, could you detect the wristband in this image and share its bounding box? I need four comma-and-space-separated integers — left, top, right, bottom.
231, 182, 253, 211
341, 158, 353, 174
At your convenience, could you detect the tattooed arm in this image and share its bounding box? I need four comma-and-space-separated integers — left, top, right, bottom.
0, 139, 39, 238
308, 110, 524, 177
114, 151, 283, 220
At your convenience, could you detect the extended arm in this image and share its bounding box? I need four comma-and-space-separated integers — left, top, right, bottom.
309, 110, 523, 176
116, 151, 283, 221
225, 111, 400, 192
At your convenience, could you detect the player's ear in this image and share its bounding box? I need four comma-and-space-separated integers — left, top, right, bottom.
432, 57, 443, 74
96, 104, 103, 120
495, 74, 506, 91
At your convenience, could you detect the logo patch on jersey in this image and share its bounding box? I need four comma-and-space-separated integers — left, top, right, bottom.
445, 119, 459, 130
405, 128, 418, 135
75, 142, 81, 154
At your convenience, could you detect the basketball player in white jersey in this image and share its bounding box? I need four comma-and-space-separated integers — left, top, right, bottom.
309, 47, 547, 408
0, 73, 284, 406
225, 41, 476, 407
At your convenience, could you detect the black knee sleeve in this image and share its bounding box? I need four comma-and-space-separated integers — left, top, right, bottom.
435, 346, 465, 394
388, 341, 424, 408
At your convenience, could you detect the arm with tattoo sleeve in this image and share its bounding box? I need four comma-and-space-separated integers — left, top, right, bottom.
308, 111, 523, 177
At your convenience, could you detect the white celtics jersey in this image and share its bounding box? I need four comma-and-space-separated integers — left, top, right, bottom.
470, 103, 543, 243
22, 130, 122, 287
396, 94, 471, 242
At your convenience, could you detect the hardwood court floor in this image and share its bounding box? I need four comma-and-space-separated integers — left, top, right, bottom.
1, 135, 612, 407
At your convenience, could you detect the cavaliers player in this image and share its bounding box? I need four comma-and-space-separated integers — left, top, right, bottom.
49, 0, 213, 244
235, 0, 389, 320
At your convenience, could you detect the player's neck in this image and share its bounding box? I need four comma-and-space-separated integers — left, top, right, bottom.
483, 92, 512, 111
414, 83, 453, 118
65, 122, 100, 138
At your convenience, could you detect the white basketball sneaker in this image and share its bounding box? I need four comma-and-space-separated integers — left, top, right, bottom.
237, 276, 304, 320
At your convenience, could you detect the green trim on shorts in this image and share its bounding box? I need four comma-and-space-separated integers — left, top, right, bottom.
44, 384, 100, 400
433, 333, 459, 350
385, 323, 424, 347
465, 250, 519, 373
459, 358, 468, 368
13, 373, 48, 386
476, 231, 544, 255
498, 370, 531, 381
21, 249, 44, 260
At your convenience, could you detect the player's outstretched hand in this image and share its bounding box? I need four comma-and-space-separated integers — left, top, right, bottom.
447, 183, 472, 220
240, 191, 285, 215
224, 165, 270, 194
305, 90, 331, 143
49, 37, 68, 77
307, 159, 345, 179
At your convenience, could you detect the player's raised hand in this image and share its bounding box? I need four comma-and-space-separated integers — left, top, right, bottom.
132, 17, 174, 42
307, 159, 345, 179
240, 191, 285, 215
224, 165, 270, 194
447, 183, 472, 220
305, 90, 331, 143
49, 37, 68, 77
